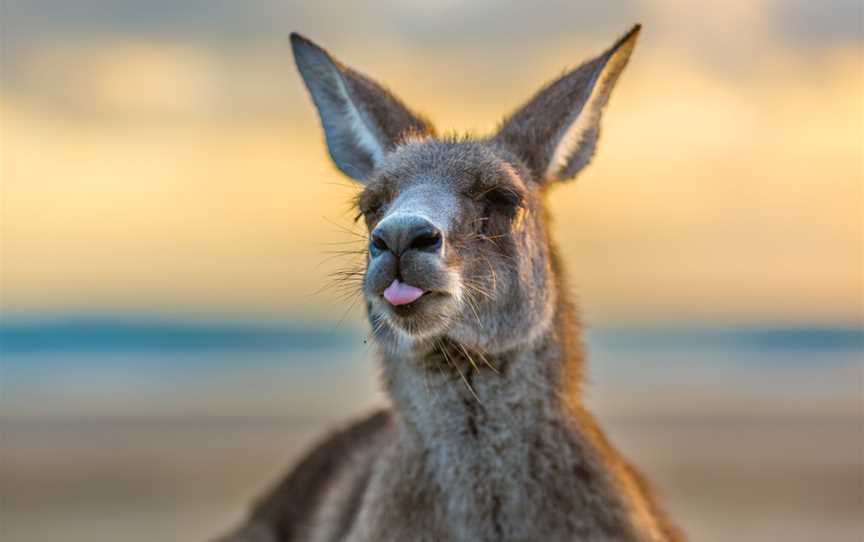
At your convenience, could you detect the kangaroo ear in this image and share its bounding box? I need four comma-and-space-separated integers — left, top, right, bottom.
290, 33, 435, 182
493, 25, 640, 183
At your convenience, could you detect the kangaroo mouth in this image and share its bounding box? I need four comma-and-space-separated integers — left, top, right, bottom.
383, 279, 425, 306
365, 264, 460, 339
374, 284, 455, 338
386, 288, 447, 319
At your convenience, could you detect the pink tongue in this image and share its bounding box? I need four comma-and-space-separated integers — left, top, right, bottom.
383, 279, 424, 306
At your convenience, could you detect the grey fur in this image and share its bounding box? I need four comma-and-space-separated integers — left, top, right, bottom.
290, 34, 434, 181
220, 25, 684, 542
494, 25, 641, 183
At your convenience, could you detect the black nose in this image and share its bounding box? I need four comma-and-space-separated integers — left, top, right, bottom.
370, 217, 443, 257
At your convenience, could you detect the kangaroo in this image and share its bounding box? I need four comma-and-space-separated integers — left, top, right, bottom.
221, 24, 683, 542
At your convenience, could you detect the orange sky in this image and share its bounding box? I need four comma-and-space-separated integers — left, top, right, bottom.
1, 1, 861, 326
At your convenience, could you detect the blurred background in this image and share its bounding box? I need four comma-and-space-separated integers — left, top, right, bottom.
0, 1, 861, 541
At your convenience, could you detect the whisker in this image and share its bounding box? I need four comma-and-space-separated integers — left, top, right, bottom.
462, 281, 495, 301
479, 254, 498, 291
474, 349, 500, 375
322, 216, 368, 239
462, 291, 482, 326
316, 254, 364, 270
431, 338, 454, 392
320, 239, 368, 246
455, 342, 480, 374
332, 290, 363, 331
438, 340, 481, 403
322, 248, 367, 256
327, 270, 365, 278
462, 278, 494, 294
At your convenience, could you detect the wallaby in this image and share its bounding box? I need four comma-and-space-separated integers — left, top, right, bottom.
221, 24, 683, 542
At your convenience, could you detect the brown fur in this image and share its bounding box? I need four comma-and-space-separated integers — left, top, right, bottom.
220, 25, 685, 542
239, 411, 393, 541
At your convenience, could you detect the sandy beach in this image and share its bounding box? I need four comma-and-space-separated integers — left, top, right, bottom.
2, 413, 860, 542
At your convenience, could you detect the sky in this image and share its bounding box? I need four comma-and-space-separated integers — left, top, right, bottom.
1, 0, 861, 327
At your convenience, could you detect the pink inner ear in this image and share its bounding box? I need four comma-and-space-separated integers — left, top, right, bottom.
383, 279, 424, 306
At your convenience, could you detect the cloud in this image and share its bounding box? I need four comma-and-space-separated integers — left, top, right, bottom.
0, 39, 303, 121
0, 0, 636, 45
0, 0, 638, 120
4, 43, 223, 117
3, 1, 861, 58
0, 0, 298, 41
773, 0, 863, 49
379, 0, 637, 48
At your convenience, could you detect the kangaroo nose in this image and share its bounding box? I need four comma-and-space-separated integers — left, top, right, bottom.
370, 217, 443, 257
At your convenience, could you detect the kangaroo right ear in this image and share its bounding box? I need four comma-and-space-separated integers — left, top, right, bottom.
290, 33, 435, 182
493, 25, 640, 184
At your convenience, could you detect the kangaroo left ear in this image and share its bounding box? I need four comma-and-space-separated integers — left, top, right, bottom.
291, 33, 435, 182
493, 25, 640, 183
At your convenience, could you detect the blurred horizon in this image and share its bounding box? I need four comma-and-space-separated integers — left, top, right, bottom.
2, 314, 862, 353
1, 316, 860, 422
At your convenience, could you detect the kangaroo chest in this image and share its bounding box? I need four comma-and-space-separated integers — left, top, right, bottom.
350, 403, 641, 542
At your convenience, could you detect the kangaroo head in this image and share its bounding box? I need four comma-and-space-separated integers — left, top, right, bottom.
291, 27, 639, 355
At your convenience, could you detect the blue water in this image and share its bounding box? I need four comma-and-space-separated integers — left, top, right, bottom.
1, 317, 860, 420
0, 317, 359, 354
2, 317, 860, 355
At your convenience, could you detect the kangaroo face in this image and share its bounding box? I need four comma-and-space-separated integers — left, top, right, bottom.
291, 26, 640, 353
357, 140, 552, 350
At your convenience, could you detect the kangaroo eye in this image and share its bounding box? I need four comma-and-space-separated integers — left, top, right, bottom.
481, 186, 523, 218
357, 190, 385, 218
486, 187, 519, 208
